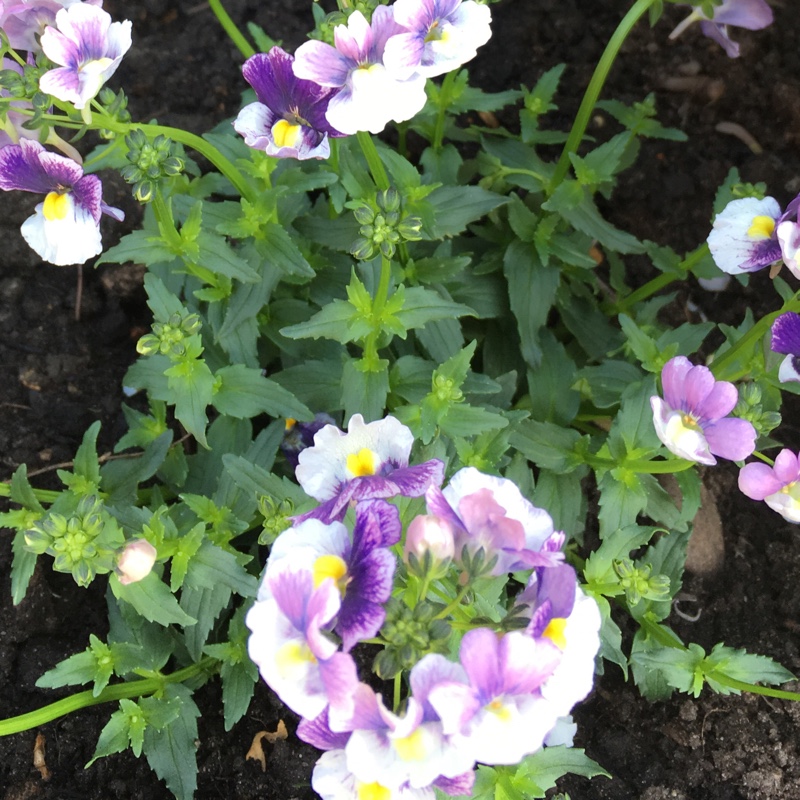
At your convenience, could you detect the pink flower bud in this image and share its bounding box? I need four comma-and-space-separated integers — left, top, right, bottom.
404, 515, 455, 564
117, 539, 157, 585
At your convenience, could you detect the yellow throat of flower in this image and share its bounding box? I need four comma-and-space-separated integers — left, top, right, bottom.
346, 448, 378, 477
356, 782, 392, 800
542, 617, 568, 650
747, 215, 775, 240
312, 553, 349, 592
43, 191, 70, 221
272, 119, 302, 149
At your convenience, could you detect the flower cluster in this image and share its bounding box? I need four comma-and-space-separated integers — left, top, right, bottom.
234, 0, 492, 152
0, 1, 129, 264
247, 415, 600, 800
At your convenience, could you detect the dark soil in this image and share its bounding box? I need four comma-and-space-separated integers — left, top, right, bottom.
2, 1, 800, 799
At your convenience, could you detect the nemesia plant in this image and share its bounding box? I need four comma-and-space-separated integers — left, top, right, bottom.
1, 0, 800, 798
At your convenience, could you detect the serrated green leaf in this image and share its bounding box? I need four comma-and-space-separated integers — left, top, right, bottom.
513, 747, 610, 797
342, 357, 389, 422
36, 649, 96, 689
422, 185, 508, 238
509, 420, 583, 473
97, 230, 175, 268
212, 364, 311, 420
11, 529, 37, 605
110, 572, 197, 628
597, 469, 648, 538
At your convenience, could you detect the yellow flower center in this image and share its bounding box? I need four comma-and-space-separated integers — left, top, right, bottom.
284, 418, 297, 431
747, 215, 775, 239
312, 554, 349, 592
346, 448, 378, 477
43, 191, 70, 221
272, 119, 302, 148
485, 698, 512, 721
275, 640, 316, 678
542, 617, 568, 650
393, 727, 426, 762
356, 782, 392, 800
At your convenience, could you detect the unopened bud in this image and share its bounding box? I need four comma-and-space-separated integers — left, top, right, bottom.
404, 515, 455, 564
117, 539, 157, 585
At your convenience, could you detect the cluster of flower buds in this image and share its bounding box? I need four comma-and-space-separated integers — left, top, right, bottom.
233, 0, 492, 158
246, 414, 601, 800
136, 311, 202, 359
121, 130, 184, 203
351, 188, 423, 260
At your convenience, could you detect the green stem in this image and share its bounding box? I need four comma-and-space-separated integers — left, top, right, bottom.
356, 131, 390, 192
393, 673, 402, 712
208, 0, 255, 59
613, 244, 710, 314
582, 454, 695, 474
434, 584, 471, 620
549, 0, 657, 192
0, 483, 60, 504
0, 658, 216, 736
432, 71, 457, 152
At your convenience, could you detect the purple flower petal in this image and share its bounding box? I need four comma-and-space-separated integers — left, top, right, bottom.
293, 39, 353, 88
459, 627, 502, 699
773, 449, 800, 484
694, 379, 739, 422
739, 461, 785, 500
704, 416, 757, 461
298, 709, 351, 751
388, 459, 445, 498
661, 356, 693, 410
435, 771, 476, 797
681, 364, 716, 415
713, 0, 773, 29
771, 312, 800, 356
319, 651, 359, 718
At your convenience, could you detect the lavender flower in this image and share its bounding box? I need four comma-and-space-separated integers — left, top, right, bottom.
246, 556, 359, 721
669, 0, 773, 58
293, 7, 427, 135
739, 449, 800, 523
265, 500, 401, 652
426, 628, 562, 765
38, 3, 131, 111
294, 414, 444, 524
384, 0, 492, 79
0, 138, 123, 265
424, 467, 565, 575
0, 0, 102, 52
234, 47, 345, 160
650, 356, 757, 465
770, 312, 800, 383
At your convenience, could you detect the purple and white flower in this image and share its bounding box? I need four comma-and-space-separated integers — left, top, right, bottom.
650, 356, 757, 465
294, 414, 444, 524
770, 311, 800, 383
777, 217, 800, 281
0, 0, 102, 52
0, 138, 123, 265
265, 500, 401, 652
707, 196, 782, 274
384, 0, 492, 79
38, 3, 131, 112
246, 557, 359, 721
669, 0, 773, 58
739, 449, 800, 523
424, 467, 565, 575
293, 7, 427, 135
234, 47, 345, 160
427, 628, 562, 765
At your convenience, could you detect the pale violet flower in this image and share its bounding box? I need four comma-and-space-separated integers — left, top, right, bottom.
739, 449, 800, 523
293, 7, 427, 135
384, 0, 492, 79
777, 219, 800, 280
669, 0, 773, 58
426, 628, 562, 765
0, 138, 124, 265
39, 3, 131, 112
0, 0, 101, 52
771, 312, 800, 383
425, 466, 565, 574
263, 500, 401, 652
707, 196, 782, 274
245, 556, 359, 721
294, 414, 444, 524
650, 356, 756, 465
234, 47, 345, 161
116, 539, 157, 585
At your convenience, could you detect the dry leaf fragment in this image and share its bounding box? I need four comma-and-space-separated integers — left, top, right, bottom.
33, 732, 50, 781
246, 720, 288, 772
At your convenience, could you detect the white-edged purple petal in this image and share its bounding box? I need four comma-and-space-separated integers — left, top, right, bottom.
297, 708, 351, 751
651, 395, 716, 465
661, 355, 693, 410
693, 378, 739, 422
707, 196, 782, 273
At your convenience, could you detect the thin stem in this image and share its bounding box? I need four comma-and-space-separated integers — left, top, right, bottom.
208, 0, 255, 59
549, 0, 657, 192
433, 584, 471, 620
0, 483, 60, 504
0, 658, 216, 736
356, 131, 390, 192
751, 450, 775, 466
393, 673, 402, 712
582, 453, 695, 474
432, 71, 456, 152
613, 244, 710, 314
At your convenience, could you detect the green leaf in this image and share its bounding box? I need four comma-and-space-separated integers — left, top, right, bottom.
513, 747, 610, 797
165, 358, 215, 448
632, 642, 706, 697
592, 594, 627, 677
280, 298, 359, 344
576, 360, 644, 408
422, 185, 508, 238
110, 572, 197, 628
618, 313, 663, 372
509, 420, 583, 473
583, 524, 658, 585
342, 357, 390, 422
184, 541, 257, 597
11, 530, 37, 605
525, 331, 579, 425
86, 700, 143, 767
181, 581, 231, 661
212, 364, 311, 420
194, 232, 260, 283
597, 469, 648, 538
394, 286, 475, 333
532, 469, 587, 539
36, 649, 96, 690
703, 644, 795, 693
259, 221, 315, 278
142, 684, 200, 800
503, 240, 560, 368
97, 230, 175, 267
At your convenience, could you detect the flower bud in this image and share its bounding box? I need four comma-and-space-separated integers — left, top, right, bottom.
404, 515, 455, 564
117, 539, 157, 585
